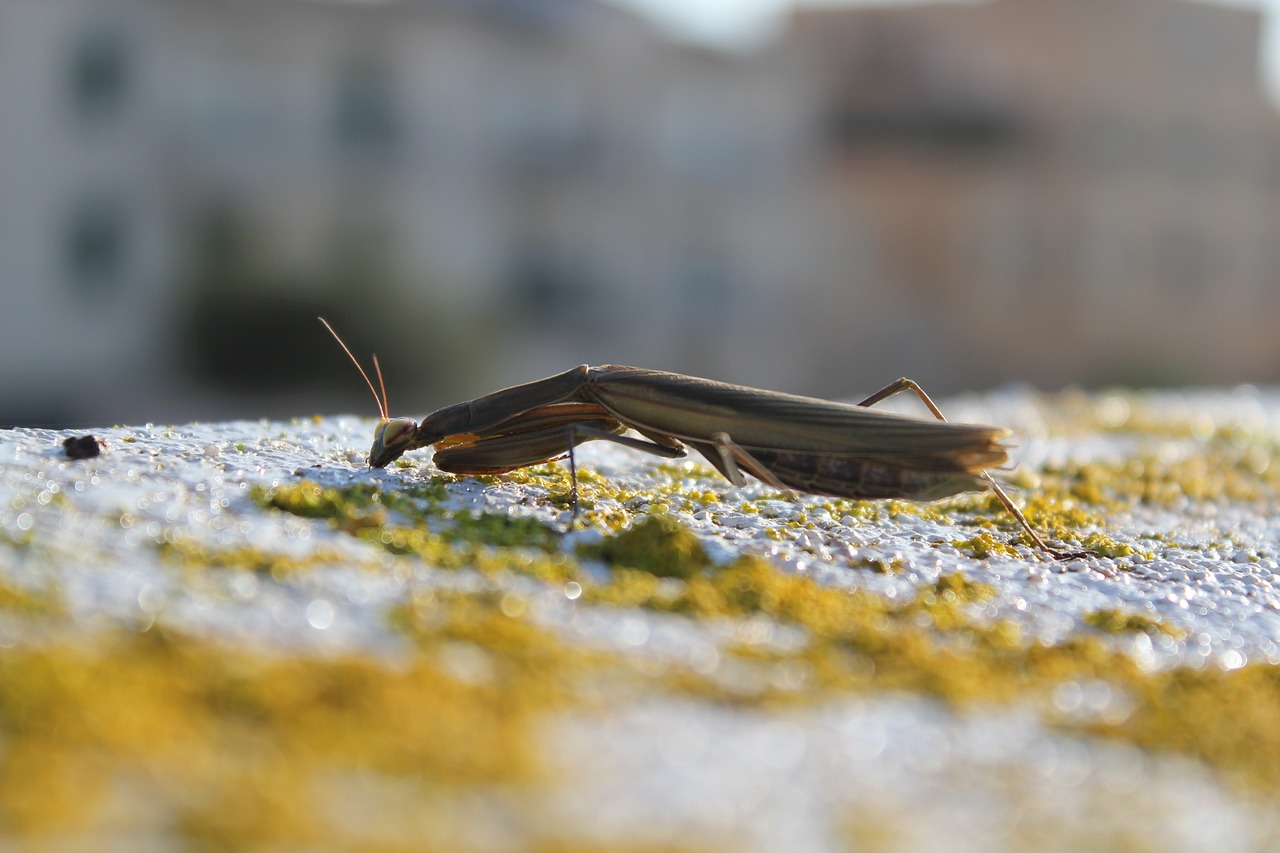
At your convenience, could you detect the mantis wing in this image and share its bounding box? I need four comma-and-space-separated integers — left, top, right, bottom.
586, 366, 1009, 473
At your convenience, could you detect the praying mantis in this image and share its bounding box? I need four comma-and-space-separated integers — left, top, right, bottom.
320, 319, 1079, 558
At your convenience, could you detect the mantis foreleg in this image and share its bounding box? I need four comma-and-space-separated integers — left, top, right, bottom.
430, 407, 685, 513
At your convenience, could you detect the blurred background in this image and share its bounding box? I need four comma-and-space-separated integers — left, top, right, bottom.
3, 0, 1280, 427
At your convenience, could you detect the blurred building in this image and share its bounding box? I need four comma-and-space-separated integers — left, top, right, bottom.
0, 0, 840, 425
2, 0, 1280, 427
1, 0, 174, 426
795, 0, 1280, 389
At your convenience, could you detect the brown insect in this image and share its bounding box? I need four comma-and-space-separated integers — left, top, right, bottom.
322, 319, 1078, 558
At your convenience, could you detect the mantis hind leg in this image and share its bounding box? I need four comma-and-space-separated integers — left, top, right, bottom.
855, 378, 1081, 560
854, 377, 948, 418
701, 432, 798, 501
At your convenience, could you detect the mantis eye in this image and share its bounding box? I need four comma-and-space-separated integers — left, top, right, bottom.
369, 417, 418, 468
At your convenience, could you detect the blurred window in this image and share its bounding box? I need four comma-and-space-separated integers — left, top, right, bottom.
825, 102, 1025, 153
333, 57, 401, 159
69, 28, 130, 123
497, 80, 595, 176
507, 241, 592, 322
852, 20, 924, 82
1238, 129, 1272, 186
191, 201, 250, 283
677, 252, 735, 315
66, 195, 128, 290
1158, 7, 1237, 80
1258, 143, 1280, 189
980, 216, 1040, 294
1072, 219, 1128, 293
1078, 111, 1134, 170
331, 217, 393, 283
658, 104, 755, 185
1156, 226, 1211, 296
479, 0, 573, 31
1163, 121, 1215, 182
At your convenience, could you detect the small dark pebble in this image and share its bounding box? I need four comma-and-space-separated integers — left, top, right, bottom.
63, 435, 102, 460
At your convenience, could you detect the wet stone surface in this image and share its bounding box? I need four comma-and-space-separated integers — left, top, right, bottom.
1, 386, 1280, 850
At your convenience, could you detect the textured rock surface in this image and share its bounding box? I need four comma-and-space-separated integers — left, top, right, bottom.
2, 386, 1279, 849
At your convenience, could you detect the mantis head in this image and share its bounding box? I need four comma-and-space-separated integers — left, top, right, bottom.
369, 417, 418, 468
319, 317, 417, 468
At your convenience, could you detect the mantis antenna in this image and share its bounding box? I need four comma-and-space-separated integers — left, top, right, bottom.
319, 317, 389, 421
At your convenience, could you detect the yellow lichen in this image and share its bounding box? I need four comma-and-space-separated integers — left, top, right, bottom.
951, 531, 1022, 560
0, 607, 590, 845
159, 538, 364, 577
13, 391, 1280, 848
576, 530, 1280, 798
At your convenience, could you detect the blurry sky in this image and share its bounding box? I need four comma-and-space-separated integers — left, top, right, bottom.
608, 0, 1280, 103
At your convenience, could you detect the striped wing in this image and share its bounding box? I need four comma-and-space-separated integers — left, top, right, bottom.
586, 366, 1009, 475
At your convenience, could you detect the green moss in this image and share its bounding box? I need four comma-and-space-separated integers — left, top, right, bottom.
952, 531, 1022, 560
0, 616, 586, 844
1076, 532, 1151, 560
467, 464, 659, 528
816, 485, 1114, 559
0, 579, 62, 616
0, 570, 657, 847
586, 558, 1033, 706
1019, 492, 1109, 531
576, 534, 1280, 798
1090, 662, 1280, 795
250, 481, 579, 582
1084, 608, 1185, 639
534, 843, 710, 853
926, 572, 997, 603
942, 474, 1156, 557
818, 499, 883, 521
251, 479, 455, 532
0, 528, 33, 549
251, 481, 387, 534
579, 514, 712, 579
352, 522, 575, 581
654, 461, 718, 480
945, 491, 1107, 539
159, 538, 359, 577
1037, 439, 1280, 510
28, 397, 1279, 846
447, 510, 560, 550
500, 464, 619, 506
388, 585, 601, 686
852, 555, 909, 574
